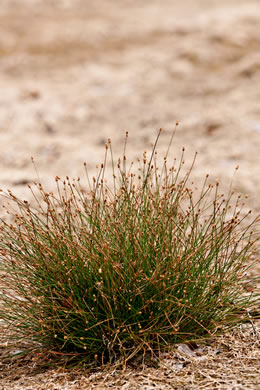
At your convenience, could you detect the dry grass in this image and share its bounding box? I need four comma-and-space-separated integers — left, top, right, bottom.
0, 129, 258, 368
0, 322, 259, 389
0, 130, 259, 388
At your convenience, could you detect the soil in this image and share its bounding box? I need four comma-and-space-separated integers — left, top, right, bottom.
0, 0, 259, 388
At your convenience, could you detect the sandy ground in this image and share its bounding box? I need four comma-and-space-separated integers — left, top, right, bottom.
0, 0, 259, 388
0, 0, 260, 205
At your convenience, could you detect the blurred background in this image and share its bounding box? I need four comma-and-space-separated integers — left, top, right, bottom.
0, 0, 259, 213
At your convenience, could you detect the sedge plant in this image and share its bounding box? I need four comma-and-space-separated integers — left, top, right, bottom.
0, 128, 259, 367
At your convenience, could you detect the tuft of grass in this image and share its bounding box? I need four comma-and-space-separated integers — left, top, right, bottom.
0, 129, 259, 367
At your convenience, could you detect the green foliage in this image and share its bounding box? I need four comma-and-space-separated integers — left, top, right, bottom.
0, 129, 259, 366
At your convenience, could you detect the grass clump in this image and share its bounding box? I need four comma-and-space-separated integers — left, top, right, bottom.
0, 129, 259, 367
